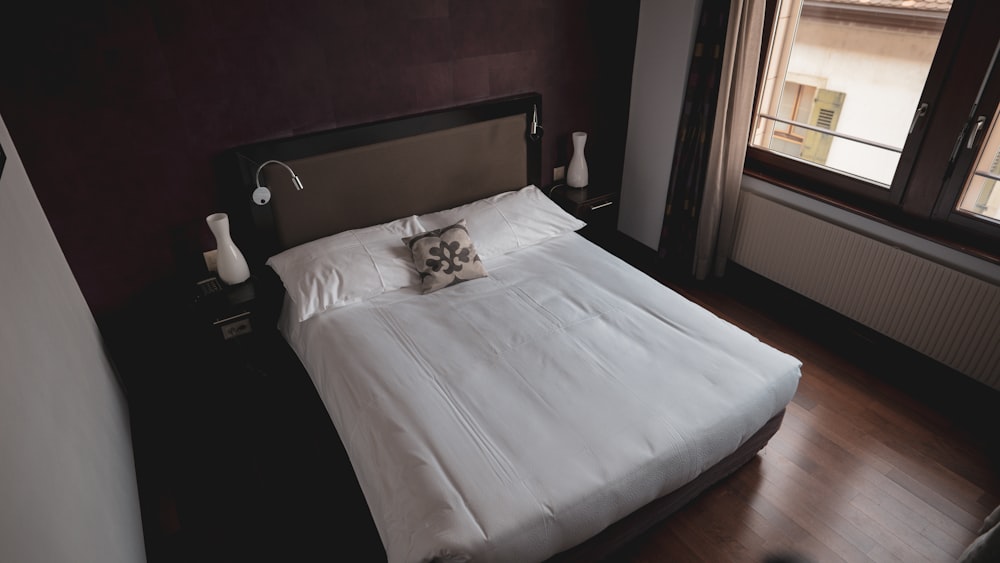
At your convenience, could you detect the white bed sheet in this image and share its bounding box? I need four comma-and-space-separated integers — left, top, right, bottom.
279, 233, 801, 563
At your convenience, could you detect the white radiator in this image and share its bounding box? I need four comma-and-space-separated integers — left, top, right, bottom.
731, 189, 1000, 390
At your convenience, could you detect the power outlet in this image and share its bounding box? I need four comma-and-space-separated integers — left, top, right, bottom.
203, 249, 218, 272
553, 165, 566, 182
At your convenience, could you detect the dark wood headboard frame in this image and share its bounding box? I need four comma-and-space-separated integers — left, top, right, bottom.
218, 93, 542, 272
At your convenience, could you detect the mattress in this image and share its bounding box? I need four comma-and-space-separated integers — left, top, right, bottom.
279, 233, 801, 563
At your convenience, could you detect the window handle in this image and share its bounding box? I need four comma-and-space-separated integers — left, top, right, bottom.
965, 115, 986, 149
908, 102, 928, 134
967, 115, 987, 149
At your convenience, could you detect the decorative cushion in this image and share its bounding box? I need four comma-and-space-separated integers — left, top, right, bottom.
960, 505, 1000, 563
980, 504, 1000, 535
403, 220, 488, 293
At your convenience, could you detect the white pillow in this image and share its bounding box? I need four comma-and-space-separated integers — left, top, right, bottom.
266, 215, 423, 322
416, 185, 586, 258
268, 185, 586, 321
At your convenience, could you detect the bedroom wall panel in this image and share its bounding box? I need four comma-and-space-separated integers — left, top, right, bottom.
0, 1, 639, 316
0, 113, 146, 562
731, 178, 1000, 391
619, 0, 703, 249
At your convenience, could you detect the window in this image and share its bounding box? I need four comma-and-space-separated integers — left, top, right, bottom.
936, 93, 1000, 234
747, 0, 1000, 253
957, 118, 1000, 222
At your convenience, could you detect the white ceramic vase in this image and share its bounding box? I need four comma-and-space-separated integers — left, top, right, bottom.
566, 131, 589, 188
206, 213, 250, 285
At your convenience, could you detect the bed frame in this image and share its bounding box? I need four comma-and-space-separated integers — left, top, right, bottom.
218, 93, 784, 561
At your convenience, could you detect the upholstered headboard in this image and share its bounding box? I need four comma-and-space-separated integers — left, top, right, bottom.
219, 93, 542, 269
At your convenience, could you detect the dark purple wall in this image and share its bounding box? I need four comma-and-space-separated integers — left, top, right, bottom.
0, 0, 638, 316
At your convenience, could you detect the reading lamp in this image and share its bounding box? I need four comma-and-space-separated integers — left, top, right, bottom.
529, 104, 543, 141
252, 160, 305, 205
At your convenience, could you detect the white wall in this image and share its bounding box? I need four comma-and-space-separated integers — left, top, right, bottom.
619, 0, 703, 249
0, 114, 146, 562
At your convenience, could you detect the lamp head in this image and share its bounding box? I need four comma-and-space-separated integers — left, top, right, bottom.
529, 104, 543, 140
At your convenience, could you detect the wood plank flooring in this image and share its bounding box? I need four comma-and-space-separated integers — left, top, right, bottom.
612, 262, 1000, 563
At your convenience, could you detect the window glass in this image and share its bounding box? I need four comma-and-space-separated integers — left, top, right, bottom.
752, 0, 951, 187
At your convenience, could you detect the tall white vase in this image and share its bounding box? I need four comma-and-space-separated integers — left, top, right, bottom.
566, 131, 589, 188
206, 213, 250, 285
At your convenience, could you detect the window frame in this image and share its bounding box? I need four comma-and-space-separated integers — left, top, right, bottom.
933, 66, 1000, 237
744, 0, 1000, 260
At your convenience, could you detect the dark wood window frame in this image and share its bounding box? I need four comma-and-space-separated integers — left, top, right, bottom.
745, 0, 1000, 264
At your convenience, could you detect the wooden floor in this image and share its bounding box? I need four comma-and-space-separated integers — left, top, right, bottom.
611, 263, 1000, 563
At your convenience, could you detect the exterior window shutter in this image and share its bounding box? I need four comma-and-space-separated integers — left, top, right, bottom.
801, 89, 846, 165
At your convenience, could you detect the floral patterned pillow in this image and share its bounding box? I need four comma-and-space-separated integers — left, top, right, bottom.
403, 219, 489, 294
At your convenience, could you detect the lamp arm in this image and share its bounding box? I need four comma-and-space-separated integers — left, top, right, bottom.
255, 160, 304, 191
252, 159, 305, 205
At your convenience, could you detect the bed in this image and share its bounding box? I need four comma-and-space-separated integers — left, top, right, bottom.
220, 93, 801, 562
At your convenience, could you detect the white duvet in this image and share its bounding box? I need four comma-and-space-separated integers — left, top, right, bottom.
280, 233, 801, 563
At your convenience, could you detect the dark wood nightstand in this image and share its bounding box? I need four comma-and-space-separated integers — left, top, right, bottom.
192, 275, 279, 343
100, 271, 296, 560
102, 268, 382, 561
548, 184, 619, 245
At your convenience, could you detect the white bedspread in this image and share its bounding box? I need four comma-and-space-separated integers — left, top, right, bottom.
279, 233, 801, 563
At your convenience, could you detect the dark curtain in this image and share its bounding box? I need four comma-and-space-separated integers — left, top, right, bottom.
659, 0, 732, 271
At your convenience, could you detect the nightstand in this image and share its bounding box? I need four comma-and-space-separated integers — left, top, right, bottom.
101, 271, 293, 560
192, 275, 278, 343
190, 274, 289, 389
548, 184, 619, 244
